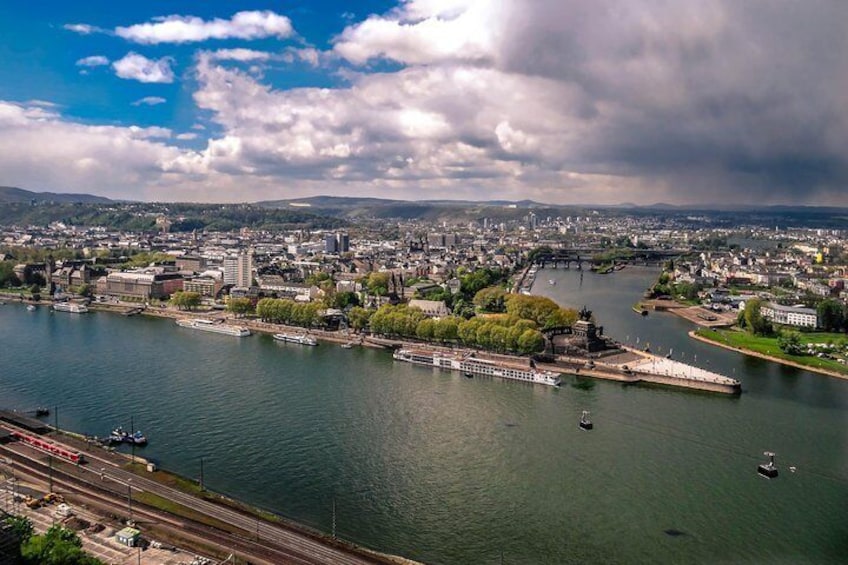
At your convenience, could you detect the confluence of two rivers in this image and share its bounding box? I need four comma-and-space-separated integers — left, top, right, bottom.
1, 267, 846, 564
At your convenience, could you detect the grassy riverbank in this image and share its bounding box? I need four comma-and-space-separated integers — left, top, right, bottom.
692, 328, 848, 378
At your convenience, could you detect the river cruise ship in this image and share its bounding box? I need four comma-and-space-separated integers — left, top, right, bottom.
393, 348, 561, 387
52, 302, 89, 313
176, 318, 251, 337
273, 333, 318, 346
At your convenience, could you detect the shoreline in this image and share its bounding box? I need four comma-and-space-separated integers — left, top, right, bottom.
688, 330, 848, 381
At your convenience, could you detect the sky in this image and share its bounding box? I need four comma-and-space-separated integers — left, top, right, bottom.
0, 0, 846, 206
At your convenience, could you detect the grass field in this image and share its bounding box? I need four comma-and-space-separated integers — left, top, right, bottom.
695, 328, 848, 375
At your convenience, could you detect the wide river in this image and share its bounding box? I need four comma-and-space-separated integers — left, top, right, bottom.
1, 267, 847, 564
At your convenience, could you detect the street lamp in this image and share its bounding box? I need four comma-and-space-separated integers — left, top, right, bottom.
127, 479, 133, 522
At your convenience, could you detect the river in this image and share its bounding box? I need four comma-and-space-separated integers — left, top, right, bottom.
1, 268, 846, 564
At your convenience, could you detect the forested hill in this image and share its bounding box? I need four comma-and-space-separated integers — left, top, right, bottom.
0, 202, 347, 231
0, 186, 113, 204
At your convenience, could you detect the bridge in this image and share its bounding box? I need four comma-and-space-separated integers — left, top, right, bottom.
532, 248, 684, 268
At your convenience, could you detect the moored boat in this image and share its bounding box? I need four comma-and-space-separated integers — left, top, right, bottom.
52, 302, 89, 313
110, 427, 147, 445
393, 348, 561, 387
273, 333, 318, 346
175, 318, 250, 337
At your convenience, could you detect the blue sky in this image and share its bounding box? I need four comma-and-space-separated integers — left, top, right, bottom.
0, 1, 846, 205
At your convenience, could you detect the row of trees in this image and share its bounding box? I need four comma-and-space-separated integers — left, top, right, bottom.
472, 287, 579, 329
367, 304, 546, 354
255, 298, 323, 327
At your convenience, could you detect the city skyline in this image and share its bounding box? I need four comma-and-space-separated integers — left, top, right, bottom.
1, 1, 846, 206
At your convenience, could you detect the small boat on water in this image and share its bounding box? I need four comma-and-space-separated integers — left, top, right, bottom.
26, 304, 37, 312
110, 427, 147, 446
579, 410, 593, 431
273, 333, 318, 346
341, 342, 354, 349
758, 451, 778, 478
549, 279, 556, 285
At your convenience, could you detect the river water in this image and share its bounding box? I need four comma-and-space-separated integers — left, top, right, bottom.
1, 267, 846, 564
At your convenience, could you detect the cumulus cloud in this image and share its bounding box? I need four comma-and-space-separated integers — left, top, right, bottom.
76, 55, 110, 67
208, 48, 272, 62
176, 132, 198, 140
115, 10, 294, 44
113, 53, 175, 83
132, 96, 167, 106
333, 0, 498, 65
63, 23, 101, 35
36, 1, 848, 204
0, 100, 186, 199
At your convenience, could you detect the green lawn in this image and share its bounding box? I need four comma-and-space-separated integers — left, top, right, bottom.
695, 328, 848, 375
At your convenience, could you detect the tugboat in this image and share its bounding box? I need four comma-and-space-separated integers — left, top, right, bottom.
579, 410, 593, 431
758, 451, 778, 478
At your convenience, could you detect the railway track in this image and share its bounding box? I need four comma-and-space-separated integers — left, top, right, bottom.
0, 423, 400, 565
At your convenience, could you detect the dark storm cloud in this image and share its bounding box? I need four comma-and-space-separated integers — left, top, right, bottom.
499, 0, 848, 204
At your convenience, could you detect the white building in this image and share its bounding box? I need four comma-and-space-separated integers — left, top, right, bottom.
760, 302, 818, 329
223, 250, 253, 287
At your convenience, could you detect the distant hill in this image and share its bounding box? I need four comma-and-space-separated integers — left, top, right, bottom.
256, 195, 562, 221
0, 186, 113, 204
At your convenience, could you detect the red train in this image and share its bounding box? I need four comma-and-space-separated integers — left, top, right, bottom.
9, 430, 85, 464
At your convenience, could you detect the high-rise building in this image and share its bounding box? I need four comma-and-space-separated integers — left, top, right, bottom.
337, 233, 350, 253
223, 250, 253, 287
222, 255, 238, 285
237, 250, 253, 288
325, 234, 339, 254
325, 233, 349, 254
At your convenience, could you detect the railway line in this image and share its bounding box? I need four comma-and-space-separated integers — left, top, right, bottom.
0, 422, 401, 565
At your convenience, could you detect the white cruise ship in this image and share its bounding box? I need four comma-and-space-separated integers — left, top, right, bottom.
52, 302, 89, 313
176, 318, 251, 337
393, 348, 561, 387
273, 333, 318, 346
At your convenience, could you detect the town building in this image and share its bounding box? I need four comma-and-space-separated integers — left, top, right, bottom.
760, 302, 818, 329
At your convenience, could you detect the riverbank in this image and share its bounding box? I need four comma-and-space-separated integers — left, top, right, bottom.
689, 329, 848, 381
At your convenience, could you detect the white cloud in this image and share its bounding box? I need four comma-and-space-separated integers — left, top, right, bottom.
76, 56, 110, 67
333, 0, 499, 65
176, 132, 198, 140
131, 96, 167, 106
0, 100, 188, 200
115, 11, 294, 44
64, 23, 100, 35
113, 53, 175, 83
208, 48, 272, 62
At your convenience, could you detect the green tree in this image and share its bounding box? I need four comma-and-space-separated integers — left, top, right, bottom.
0, 261, 21, 287
227, 297, 254, 317
347, 306, 372, 331
74, 283, 93, 298
366, 272, 391, 296
21, 525, 102, 565
743, 298, 772, 336
332, 291, 361, 309
169, 291, 202, 311
3, 514, 33, 542
777, 331, 804, 355
473, 286, 507, 313
817, 298, 844, 332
